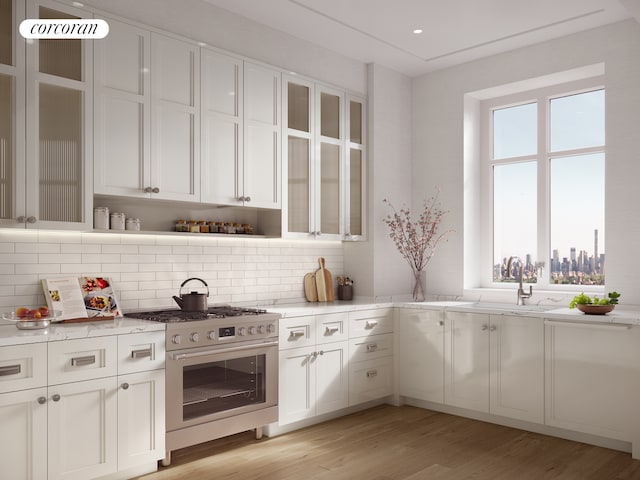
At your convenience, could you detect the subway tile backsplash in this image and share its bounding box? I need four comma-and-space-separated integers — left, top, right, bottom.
0, 230, 344, 312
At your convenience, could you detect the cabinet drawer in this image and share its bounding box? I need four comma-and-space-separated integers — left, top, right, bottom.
349, 333, 393, 362
349, 308, 393, 338
316, 313, 348, 345
48, 337, 118, 385
279, 316, 315, 349
0, 343, 47, 394
118, 332, 166, 375
349, 356, 393, 406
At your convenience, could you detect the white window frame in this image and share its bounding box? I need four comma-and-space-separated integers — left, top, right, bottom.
480, 76, 605, 290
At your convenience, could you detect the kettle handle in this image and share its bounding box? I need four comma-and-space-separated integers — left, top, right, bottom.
179, 277, 209, 297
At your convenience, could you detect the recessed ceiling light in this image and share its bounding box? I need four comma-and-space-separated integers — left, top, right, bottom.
413, 28, 423, 34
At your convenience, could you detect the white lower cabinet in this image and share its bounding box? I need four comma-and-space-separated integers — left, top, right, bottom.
443, 311, 544, 423
0, 330, 165, 480
398, 308, 445, 403
117, 369, 165, 470
0, 387, 48, 480
48, 377, 118, 480
278, 313, 348, 425
545, 320, 640, 441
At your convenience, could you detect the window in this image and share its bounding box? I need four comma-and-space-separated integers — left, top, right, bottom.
483, 80, 605, 288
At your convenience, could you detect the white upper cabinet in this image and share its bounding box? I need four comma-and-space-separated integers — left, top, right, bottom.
151, 33, 200, 202
242, 62, 281, 208
200, 49, 243, 206
282, 75, 365, 240
94, 17, 150, 199
1, 0, 93, 230
94, 25, 200, 202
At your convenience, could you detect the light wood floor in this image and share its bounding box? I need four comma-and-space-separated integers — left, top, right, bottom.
136, 405, 640, 480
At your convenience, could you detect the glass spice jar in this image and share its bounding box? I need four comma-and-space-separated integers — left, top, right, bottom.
244, 223, 253, 234
93, 207, 109, 230
226, 222, 236, 234
235, 223, 245, 234
125, 217, 141, 231
189, 221, 200, 233
207, 221, 217, 233
110, 212, 125, 230
176, 220, 188, 232
199, 221, 209, 233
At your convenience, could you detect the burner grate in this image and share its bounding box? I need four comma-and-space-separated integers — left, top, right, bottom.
124, 306, 269, 322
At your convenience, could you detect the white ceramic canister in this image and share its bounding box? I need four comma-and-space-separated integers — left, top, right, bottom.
93, 207, 109, 230
110, 212, 126, 230
125, 217, 141, 231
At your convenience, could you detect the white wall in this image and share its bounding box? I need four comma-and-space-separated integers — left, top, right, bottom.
345, 64, 413, 301
412, 19, 640, 304
0, 230, 344, 313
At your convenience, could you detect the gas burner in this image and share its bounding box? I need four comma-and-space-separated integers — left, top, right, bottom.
124, 306, 269, 322
207, 306, 268, 316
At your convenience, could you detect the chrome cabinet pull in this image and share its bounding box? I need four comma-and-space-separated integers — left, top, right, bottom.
122, 383, 130, 390
152, 187, 160, 194
26, 216, 37, 223
52, 394, 61, 402
365, 320, 378, 329
438, 320, 444, 326
289, 330, 305, 338
366, 343, 378, 352
16, 216, 26, 223
37, 396, 47, 405
481, 324, 489, 331
325, 326, 340, 335
0, 364, 21, 376
490, 325, 497, 331
131, 348, 152, 359
71, 355, 96, 367
366, 370, 378, 378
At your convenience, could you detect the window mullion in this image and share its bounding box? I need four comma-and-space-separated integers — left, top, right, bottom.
537, 94, 550, 289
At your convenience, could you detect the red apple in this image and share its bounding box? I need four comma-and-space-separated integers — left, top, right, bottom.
37, 306, 49, 318
16, 307, 30, 319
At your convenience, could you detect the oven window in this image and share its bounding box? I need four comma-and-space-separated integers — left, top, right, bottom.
182, 354, 266, 421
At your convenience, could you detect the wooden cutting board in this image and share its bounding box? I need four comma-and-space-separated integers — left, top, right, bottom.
304, 273, 318, 302
315, 257, 334, 302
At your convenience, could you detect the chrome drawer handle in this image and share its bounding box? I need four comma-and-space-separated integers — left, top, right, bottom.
325, 326, 340, 334
71, 355, 96, 367
131, 348, 152, 359
366, 370, 378, 378
366, 343, 378, 352
289, 330, 305, 338
0, 364, 21, 376
365, 320, 378, 329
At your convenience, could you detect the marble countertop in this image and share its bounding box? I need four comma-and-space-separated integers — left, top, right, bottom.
0, 318, 165, 346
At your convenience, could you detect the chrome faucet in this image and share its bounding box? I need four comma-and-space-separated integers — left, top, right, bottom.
506, 256, 533, 306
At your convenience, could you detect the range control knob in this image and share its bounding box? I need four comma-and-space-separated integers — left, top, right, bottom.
249, 326, 257, 335
267, 324, 276, 333
190, 332, 199, 343
258, 325, 266, 334
207, 331, 216, 341
172, 334, 182, 345
238, 327, 247, 336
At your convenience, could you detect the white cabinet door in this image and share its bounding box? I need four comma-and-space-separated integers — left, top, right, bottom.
117, 369, 165, 470
201, 49, 243, 206
278, 345, 316, 425
315, 341, 348, 415
0, 387, 47, 480
349, 356, 393, 406
48, 377, 118, 480
489, 314, 544, 424
243, 62, 280, 209
398, 308, 445, 403
444, 311, 490, 412
151, 33, 200, 202
545, 320, 640, 441
94, 17, 150, 198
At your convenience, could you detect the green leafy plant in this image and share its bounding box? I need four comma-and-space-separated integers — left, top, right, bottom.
569, 291, 621, 308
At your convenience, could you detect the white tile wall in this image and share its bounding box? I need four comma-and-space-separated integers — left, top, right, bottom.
0, 230, 344, 312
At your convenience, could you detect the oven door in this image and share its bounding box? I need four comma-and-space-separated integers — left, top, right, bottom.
166, 338, 278, 432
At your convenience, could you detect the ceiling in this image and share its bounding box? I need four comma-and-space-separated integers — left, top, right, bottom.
202, 0, 640, 77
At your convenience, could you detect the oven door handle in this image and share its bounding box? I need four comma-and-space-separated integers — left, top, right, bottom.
171, 340, 279, 360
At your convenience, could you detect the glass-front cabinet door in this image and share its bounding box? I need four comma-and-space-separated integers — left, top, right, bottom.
1, 0, 92, 229
284, 76, 363, 241
0, 0, 25, 228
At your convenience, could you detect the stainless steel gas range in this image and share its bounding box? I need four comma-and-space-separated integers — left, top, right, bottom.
125, 306, 280, 466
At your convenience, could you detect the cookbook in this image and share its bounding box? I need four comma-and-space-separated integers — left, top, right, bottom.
42, 276, 122, 321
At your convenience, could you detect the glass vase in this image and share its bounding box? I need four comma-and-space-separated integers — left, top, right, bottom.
412, 269, 425, 302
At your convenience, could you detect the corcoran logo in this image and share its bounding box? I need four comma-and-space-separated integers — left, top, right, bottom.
19, 19, 109, 39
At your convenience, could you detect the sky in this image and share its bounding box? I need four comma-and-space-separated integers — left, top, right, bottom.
492, 89, 605, 266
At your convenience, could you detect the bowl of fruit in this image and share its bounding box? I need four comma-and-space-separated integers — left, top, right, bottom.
2, 306, 62, 329
569, 292, 620, 315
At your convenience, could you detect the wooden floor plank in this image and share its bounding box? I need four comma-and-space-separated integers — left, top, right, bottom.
135, 405, 640, 480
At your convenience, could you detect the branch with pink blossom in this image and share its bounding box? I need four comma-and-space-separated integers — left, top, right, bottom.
383, 189, 453, 299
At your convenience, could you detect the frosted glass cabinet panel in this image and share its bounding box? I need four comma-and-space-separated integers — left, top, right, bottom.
320, 142, 340, 235
0, 0, 13, 66
288, 83, 309, 132
38, 7, 81, 81
345, 97, 365, 239
349, 148, 362, 236
320, 92, 340, 139
0, 74, 13, 220
38, 83, 83, 222
287, 137, 310, 233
